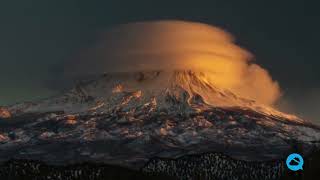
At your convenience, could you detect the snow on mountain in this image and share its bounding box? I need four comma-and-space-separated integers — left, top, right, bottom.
6, 71, 304, 121
0, 70, 319, 168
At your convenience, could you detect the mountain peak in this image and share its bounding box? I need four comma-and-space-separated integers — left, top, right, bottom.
1, 71, 319, 168
7, 70, 303, 124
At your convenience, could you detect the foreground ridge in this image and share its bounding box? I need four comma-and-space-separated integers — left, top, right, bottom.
0, 152, 284, 180
3, 150, 320, 180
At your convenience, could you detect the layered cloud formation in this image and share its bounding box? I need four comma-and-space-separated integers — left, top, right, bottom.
66, 20, 281, 105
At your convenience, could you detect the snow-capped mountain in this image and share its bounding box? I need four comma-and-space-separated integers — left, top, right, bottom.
0, 70, 319, 169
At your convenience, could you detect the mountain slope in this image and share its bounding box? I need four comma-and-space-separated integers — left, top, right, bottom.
0, 71, 319, 169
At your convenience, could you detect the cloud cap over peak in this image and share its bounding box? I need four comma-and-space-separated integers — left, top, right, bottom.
65, 20, 280, 105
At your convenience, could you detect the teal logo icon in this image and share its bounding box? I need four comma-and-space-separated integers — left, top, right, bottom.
286, 153, 304, 171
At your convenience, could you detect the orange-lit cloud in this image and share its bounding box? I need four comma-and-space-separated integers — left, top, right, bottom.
67, 20, 281, 105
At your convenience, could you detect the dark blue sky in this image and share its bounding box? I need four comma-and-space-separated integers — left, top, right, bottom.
0, 0, 319, 122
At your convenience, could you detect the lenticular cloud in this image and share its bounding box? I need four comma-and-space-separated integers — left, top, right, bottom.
65, 20, 281, 105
